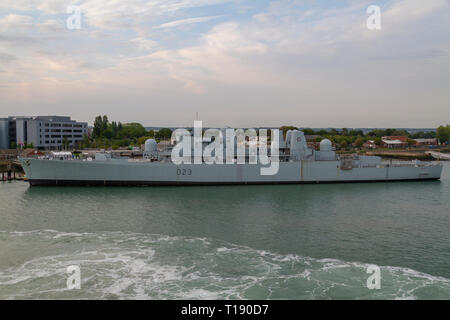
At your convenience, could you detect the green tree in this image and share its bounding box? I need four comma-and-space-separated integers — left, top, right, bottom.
22, 142, 34, 149
93, 115, 110, 138
111, 121, 118, 138
354, 137, 364, 148
329, 129, 339, 136
411, 131, 436, 139
339, 141, 348, 149
302, 128, 316, 135
349, 130, 364, 137
437, 125, 450, 144
137, 136, 152, 145
156, 128, 173, 140
119, 123, 147, 139
81, 135, 91, 148
93, 115, 103, 138
374, 137, 382, 146
101, 115, 109, 134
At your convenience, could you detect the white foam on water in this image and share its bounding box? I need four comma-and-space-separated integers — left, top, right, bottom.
181, 289, 221, 300
0, 229, 449, 300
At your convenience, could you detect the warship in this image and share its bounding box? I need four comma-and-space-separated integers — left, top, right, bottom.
19, 129, 443, 186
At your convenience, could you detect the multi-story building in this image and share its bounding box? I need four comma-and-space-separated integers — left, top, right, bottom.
0, 116, 88, 150
0, 118, 9, 149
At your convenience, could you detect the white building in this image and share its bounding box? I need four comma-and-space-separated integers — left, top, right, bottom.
4, 116, 88, 150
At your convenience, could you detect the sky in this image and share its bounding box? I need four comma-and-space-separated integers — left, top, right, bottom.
0, 0, 449, 128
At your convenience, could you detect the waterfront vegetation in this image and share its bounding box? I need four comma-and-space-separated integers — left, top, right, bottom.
78, 116, 449, 151
81, 115, 173, 150
437, 125, 450, 144
10, 141, 34, 149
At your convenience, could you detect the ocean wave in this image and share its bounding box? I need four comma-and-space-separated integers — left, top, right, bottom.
0, 229, 449, 299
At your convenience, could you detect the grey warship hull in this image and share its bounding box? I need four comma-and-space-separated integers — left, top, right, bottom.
20, 158, 443, 186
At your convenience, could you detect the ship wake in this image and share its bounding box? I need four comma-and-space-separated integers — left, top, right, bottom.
0, 230, 449, 300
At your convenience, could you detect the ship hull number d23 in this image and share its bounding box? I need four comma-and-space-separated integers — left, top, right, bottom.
177, 169, 192, 176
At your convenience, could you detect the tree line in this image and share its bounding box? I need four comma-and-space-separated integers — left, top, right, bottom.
281, 126, 448, 149
82, 115, 173, 149
436, 125, 450, 144
80, 116, 450, 150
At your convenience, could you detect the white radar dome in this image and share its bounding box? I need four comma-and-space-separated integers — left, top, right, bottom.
320, 139, 332, 151
144, 139, 158, 152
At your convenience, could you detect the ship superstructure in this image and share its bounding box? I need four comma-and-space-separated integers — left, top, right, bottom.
19, 129, 443, 186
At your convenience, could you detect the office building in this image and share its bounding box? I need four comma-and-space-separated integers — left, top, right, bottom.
0, 116, 88, 150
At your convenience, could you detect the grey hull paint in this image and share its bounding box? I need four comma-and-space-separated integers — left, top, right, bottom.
28, 178, 441, 187
20, 158, 443, 187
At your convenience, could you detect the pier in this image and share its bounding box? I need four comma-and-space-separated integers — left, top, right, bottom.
0, 154, 24, 182
365, 149, 444, 161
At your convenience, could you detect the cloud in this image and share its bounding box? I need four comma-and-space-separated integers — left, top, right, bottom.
0, 0, 449, 127
0, 52, 16, 63
37, 0, 75, 14
0, 14, 34, 29
37, 19, 66, 32
154, 15, 222, 29
125, 22, 272, 94
0, 0, 75, 13
130, 37, 158, 51
0, 0, 37, 11
79, 0, 229, 30
384, 0, 448, 21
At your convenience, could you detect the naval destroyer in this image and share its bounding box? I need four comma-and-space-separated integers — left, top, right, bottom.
19, 129, 443, 186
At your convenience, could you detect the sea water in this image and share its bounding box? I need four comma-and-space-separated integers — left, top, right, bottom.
0, 163, 449, 299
